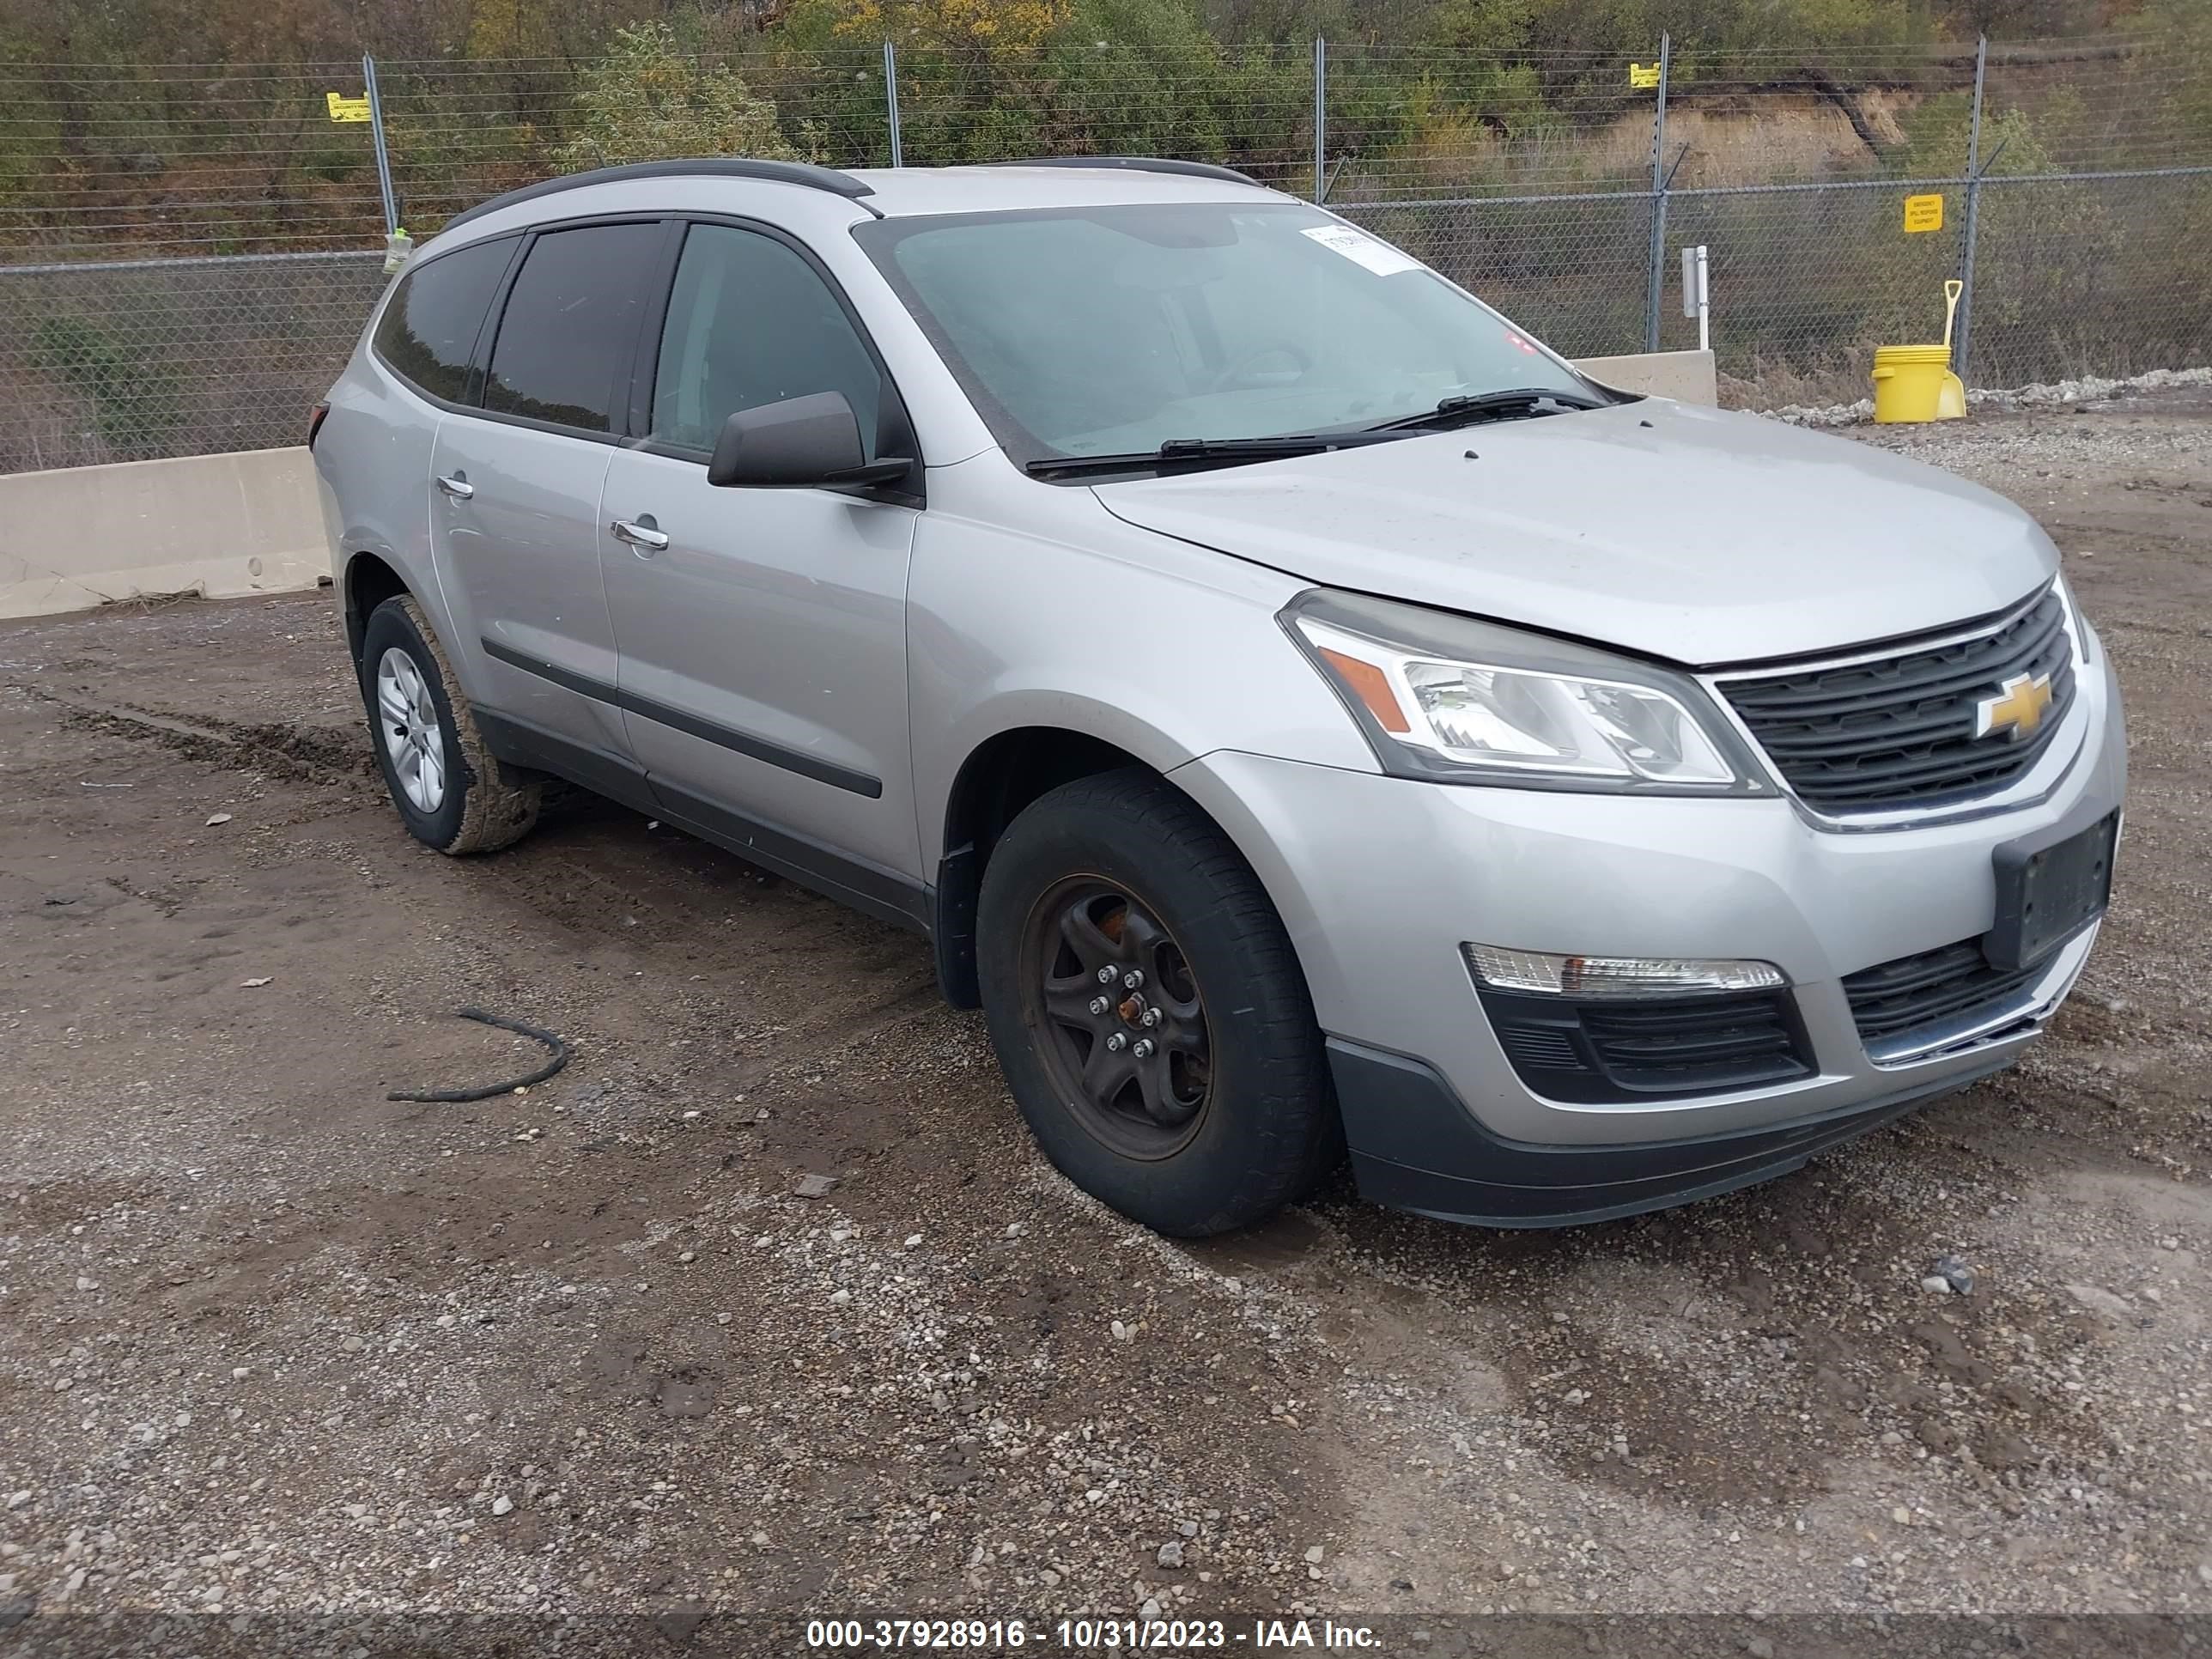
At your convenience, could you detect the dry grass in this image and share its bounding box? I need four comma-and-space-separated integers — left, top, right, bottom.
1580, 93, 1923, 188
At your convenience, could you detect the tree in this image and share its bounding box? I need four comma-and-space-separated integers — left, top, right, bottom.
812, 0, 1074, 52
556, 19, 799, 168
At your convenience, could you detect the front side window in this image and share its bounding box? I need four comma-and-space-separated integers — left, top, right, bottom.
649, 222, 883, 455
856, 203, 1595, 465
372, 234, 514, 404
483, 222, 663, 434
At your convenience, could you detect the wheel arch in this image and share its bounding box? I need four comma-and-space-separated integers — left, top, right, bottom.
340, 548, 412, 665
932, 726, 1133, 1006
930, 720, 1297, 1012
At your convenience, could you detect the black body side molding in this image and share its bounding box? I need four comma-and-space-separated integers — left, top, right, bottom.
479, 637, 883, 799
473, 709, 929, 939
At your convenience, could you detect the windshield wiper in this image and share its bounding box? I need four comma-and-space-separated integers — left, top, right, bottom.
1025, 432, 1395, 481
1364, 386, 1609, 434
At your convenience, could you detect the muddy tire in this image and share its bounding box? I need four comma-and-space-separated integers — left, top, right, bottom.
976, 769, 1340, 1237
358, 595, 539, 855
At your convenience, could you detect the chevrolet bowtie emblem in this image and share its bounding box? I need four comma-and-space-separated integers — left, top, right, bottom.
1975, 671, 2055, 742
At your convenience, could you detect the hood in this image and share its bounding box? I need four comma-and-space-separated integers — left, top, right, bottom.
1092, 399, 2057, 665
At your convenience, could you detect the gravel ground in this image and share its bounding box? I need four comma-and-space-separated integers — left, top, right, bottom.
3, 390, 2209, 1644
1771, 364, 2212, 428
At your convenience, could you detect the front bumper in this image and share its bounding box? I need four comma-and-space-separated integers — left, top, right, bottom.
1168, 645, 2125, 1223
1328, 1038, 2018, 1226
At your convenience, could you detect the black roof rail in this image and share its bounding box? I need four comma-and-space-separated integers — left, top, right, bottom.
438, 158, 877, 235
993, 155, 1262, 187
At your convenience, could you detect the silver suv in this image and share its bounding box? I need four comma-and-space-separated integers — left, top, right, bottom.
313, 157, 2124, 1236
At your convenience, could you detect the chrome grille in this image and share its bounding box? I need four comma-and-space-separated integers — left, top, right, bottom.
1721, 591, 2075, 813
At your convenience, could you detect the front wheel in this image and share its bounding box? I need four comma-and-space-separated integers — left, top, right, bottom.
976, 769, 1340, 1237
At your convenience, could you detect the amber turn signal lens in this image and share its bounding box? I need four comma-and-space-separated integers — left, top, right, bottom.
1317, 646, 1410, 733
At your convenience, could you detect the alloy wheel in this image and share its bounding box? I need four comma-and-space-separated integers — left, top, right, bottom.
374, 646, 447, 815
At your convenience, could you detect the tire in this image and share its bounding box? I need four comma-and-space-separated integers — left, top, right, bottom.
358, 595, 540, 855
976, 768, 1340, 1237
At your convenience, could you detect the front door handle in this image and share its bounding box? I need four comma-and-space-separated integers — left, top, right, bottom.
611, 515, 670, 554
435, 472, 474, 500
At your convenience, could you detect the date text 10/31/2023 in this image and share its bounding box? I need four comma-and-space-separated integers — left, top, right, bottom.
805, 1618, 1382, 1650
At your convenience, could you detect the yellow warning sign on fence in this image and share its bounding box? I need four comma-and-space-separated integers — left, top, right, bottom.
1628, 62, 1661, 88
325, 91, 371, 123
1903, 192, 1945, 233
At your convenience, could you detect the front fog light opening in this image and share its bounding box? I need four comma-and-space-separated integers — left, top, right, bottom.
1464, 942, 1787, 1000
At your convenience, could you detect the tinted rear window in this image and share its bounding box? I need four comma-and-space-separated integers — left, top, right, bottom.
483, 222, 662, 434
372, 236, 514, 403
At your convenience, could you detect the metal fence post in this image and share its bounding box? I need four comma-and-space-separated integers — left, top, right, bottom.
1313, 38, 1328, 204
1644, 33, 1671, 352
362, 53, 399, 238
1954, 34, 1989, 381
883, 40, 904, 168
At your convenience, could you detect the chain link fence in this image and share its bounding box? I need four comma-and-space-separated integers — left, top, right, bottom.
2, 33, 2207, 472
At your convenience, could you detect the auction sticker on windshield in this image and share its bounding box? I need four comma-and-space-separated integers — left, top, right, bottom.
1301, 223, 1424, 276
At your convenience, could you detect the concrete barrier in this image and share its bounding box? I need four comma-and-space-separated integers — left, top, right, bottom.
1576, 349, 1719, 405
0, 351, 1720, 621
0, 447, 329, 622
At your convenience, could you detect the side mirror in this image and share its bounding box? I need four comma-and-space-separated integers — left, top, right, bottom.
706, 391, 914, 493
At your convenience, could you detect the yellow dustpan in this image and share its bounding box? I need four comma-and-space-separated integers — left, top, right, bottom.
1936, 280, 1967, 420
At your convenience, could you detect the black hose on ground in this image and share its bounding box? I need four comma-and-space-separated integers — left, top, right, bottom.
386, 1006, 571, 1103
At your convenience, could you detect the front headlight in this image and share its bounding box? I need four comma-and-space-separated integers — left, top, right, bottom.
1282, 588, 1771, 793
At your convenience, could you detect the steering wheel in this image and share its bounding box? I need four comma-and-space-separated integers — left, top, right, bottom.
1206, 343, 1313, 393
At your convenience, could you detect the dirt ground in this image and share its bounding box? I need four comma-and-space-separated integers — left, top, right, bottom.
3, 390, 2210, 1644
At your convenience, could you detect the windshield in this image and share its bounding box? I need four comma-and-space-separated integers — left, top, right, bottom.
854, 201, 1599, 471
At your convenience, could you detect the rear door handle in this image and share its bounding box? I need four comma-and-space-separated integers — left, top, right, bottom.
611, 516, 670, 554
435, 472, 474, 500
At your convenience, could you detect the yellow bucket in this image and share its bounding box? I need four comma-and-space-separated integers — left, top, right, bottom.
1871, 343, 1955, 424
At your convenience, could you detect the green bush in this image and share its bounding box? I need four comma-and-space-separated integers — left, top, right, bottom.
557, 21, 804, 170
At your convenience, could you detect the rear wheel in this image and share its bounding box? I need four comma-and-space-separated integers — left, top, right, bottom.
977, 769, 1338, 1236
358, 595, 540, 855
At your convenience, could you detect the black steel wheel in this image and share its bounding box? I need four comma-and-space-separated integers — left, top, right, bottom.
1022, 877, 1212, 1161
976, 768, 1341, 1237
